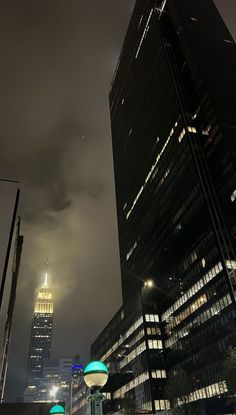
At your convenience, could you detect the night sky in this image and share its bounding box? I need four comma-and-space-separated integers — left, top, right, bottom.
0, 0, 134, 401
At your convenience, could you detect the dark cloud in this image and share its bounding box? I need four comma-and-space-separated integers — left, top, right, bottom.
0, 0, 135, 400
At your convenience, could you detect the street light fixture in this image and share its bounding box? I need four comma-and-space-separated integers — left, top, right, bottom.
144, 279, 154, 288
49, 404, 65, 415
84, 361, 109, 415
49, 385, 60, 400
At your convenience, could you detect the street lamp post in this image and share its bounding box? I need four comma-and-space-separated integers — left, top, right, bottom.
84, 361, 109, 415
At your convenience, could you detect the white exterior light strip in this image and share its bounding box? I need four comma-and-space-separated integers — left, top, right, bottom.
126, 122, 177, 220
135, 10, 153, 58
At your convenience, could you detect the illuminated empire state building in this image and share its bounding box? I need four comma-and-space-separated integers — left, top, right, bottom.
24, 273, 53, 401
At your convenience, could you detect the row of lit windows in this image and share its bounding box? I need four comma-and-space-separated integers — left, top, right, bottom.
125, 329, 145, 350
162, 262, 223, 322
113, 371, 149, 399
145, 314, 159, 322
123, 316, 143, 340
33, 326, 52, 330
119, 341, 146, 370
181, 381, 227, 404
226, 260, 236, 270
166, 294, 207, 331
34, 335, 51, 338
135, 10, 152, 59
148, 339, 163, 349
35, 303, 53, 314
155, 400, 170, 411
178, 126, 197, 143
151, 369, 166, 378
102, 392, 111, 399
147, 326, 161, 335
37, 291, 52, 300
126, 240, 138, 260
183, 246, 218, 286
101, 316, 143, 362
165, 294, 232, 348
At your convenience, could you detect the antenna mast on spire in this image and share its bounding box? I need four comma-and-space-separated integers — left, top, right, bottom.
44, 257, 49, 288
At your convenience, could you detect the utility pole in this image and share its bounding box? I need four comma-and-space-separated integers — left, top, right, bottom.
0, 181, 20, 313
0, 217, 24, 401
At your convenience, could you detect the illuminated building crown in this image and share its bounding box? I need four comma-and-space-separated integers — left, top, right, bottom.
34, 273, 53, 314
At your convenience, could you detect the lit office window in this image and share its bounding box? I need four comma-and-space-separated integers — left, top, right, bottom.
147, 327, 161, 335
151, 369, 166, 378
148, 339, 163, 349
145, 314, 159, 322
155, 400, 170, 411
113, 371, 149, 398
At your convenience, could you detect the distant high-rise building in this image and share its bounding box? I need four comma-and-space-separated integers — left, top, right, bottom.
92, 0, 236, 414
36, 358, 73, 403
24, 275, 53, 402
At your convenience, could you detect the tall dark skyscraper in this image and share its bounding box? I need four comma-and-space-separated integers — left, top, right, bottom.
24, 275, 53, 402
91, 1, 236, 414
111, 0, 236, 303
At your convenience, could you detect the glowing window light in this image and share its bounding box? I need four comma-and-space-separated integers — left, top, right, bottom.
135, 10, 153, 58
126, 241, 138, 260
119, 341, 146, 369
126, 122, 177, 220
226, 259, 236, 269
113, 371, 149, 399
231, 189, 236, 202
188, 126, 197, 133
162, 262, 223, 322
38, 291, 52, 300
178, 128, 186, 143
100, 316, 143, 363
165, 294, 232, 348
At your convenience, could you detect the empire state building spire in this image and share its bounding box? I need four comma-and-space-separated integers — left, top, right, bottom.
24, 269, 54, 402
43, 272, 48, 288
43, 257, 49, 288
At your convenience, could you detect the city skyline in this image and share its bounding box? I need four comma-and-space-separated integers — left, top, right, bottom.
0, 0, 235, 408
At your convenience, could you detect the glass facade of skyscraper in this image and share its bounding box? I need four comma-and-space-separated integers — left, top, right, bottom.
92, 0, 236, 413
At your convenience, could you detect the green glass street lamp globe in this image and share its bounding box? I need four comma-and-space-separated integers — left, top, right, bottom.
49, 405, 65, 415
84, 361, 109, 388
